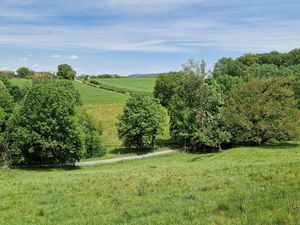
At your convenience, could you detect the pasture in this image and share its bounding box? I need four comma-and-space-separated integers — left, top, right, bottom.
92, 77, 156, 94
1, 144, 300, 224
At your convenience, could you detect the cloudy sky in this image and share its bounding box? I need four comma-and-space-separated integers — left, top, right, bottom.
0, 0, 299, 75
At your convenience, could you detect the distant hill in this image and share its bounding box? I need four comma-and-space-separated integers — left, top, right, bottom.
128, 73, 161, 78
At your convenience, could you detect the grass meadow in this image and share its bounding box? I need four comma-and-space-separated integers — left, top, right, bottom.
92, 77, 156, 94
1, 144, 300, 224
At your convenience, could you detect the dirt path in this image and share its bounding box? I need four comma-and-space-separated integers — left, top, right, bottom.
0, 150, 177, 169
76, 150, 176, 166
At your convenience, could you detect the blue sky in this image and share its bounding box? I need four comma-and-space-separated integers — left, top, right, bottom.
0, 0, 300, 75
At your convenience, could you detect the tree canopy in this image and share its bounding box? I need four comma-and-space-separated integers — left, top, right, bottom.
117, 94, 165, 150
5, 80, 83, 165
57, 64, 76, 80
224, 77, 300, 145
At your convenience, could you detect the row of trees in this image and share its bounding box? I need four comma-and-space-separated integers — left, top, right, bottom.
1, 64, 77, 80
1, 49, 300, 165
117, 49, 300, 152
152, 49, 300, 151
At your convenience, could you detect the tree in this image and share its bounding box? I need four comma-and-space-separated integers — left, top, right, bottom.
224, 77, 300, 145
16, 67, 34, 78
168, 74, 230, 151
117, 94, 165, 150
5, 80, 83, 165
153, 72, 185, 107
57, 64, 76, 80
0, 90, 15, 158
182, 59, 208, 77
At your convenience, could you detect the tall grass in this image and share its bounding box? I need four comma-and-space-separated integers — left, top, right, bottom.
1, 144, 300, 224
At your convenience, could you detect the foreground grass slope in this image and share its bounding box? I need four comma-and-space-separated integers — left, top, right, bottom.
1, 144, 300, 225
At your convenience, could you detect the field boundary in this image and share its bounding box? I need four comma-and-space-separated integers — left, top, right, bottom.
76, 79, 152, 96
0, 150, 176, 170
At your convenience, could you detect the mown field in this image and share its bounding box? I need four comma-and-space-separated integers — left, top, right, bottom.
92, 77, 156, 94
1, 144, 300, 224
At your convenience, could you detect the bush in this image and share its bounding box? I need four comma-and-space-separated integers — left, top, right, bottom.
5, 80, 83, 165
89, 80, 100, 85
78, 110, 105, 158
224, 77, 300, 145
117, 94, 165, 150
0, 77, 23, 102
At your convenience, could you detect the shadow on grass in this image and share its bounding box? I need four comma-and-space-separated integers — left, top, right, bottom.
109, 139, 180, 156
9, 164, 81, 171
188, 153, 217, 163
110, 147, 154, 155
260, 142, 300, 150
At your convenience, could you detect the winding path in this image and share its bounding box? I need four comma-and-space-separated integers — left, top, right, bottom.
1, 150, 176, 170
76, 150, 176, 166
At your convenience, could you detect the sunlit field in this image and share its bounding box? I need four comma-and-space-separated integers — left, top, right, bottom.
92, 77, 156, 94
1, 144, 300, 225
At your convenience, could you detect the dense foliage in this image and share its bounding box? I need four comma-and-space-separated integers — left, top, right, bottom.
224, 77, 300, 145
154, 49, 300, 152
0, 76, 22, 101
57, 64, 76, 80
167, 74, 230, 151
16, 67, 34, 78
1, 80, 104, 165
4, 81, 82, 164
78, 110, 105, 158
117, 94, 165, 150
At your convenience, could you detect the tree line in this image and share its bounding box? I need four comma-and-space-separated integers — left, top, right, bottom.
119, 49, 300, 152
1, 49, 300, 166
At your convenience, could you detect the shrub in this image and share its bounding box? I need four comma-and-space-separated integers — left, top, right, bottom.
117, 94, 165, 150
78, 111, 105, 158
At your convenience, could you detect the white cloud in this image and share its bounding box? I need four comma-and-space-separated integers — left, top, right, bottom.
18, 57, 29, 61
0, 17, 299, 54
50, 54, 61, 58
66, 55, 80, 60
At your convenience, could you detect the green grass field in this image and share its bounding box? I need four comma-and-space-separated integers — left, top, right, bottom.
1, 144, 300, 225
92, 77, 156, 94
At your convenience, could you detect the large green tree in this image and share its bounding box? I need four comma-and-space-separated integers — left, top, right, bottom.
117, 94, 165, 150
5, 81, 83, 165
224, 77, 300, 145
168, 74, 230, 151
